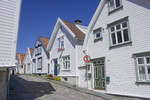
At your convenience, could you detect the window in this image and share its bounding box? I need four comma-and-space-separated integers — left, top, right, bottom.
62, 56, 70, 70
58, 36, 64, 49
93, 28, 103, 42
136, 56, 150, 82
109, 18, 131, 47
37, 57, 42, 70
38, 47, 42, 54
27, 63, 30, 71
35, 47, 42, 56
108, 0, 122, 12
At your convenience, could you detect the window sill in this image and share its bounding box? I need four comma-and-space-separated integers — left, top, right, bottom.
108, 5, 123, 15
136, 81, 150, 84
109, 41, 132, 49
94, 37, 103, 42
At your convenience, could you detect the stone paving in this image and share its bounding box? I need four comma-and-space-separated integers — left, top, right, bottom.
9, 75, 105, 100
9, 75, 148, 100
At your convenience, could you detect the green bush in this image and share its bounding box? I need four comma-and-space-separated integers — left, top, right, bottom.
53, 76, 61, 81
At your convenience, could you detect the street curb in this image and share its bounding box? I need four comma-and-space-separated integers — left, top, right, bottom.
19, 75, 147, 100
49, 80, 114, 100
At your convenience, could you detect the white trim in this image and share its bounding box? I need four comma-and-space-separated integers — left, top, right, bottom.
83, 0, 106, 50
136, 56, 150, 82
47, 18, 77, 51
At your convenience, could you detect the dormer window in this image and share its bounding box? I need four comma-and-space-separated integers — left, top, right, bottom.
93, 28, 103, 42
58, 36, 64, 51
108, 0, 122, 13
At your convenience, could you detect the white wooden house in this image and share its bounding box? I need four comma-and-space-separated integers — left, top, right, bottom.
0, 0, 21, 99
23, 48, 34, 74
47, 18, 87, 85
32, 36, 50, 74
16, 53, 25, 74
81, 0, 150, 99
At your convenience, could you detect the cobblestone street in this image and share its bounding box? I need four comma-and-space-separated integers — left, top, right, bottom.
9, 75, 105, 100
9, 75, 148, 100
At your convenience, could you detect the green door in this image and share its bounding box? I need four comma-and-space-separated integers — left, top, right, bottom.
94, 59, 105, 90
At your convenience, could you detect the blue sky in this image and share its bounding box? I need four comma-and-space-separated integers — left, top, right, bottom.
17, 0, 100, 53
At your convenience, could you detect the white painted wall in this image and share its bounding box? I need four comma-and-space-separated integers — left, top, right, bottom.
16, 56, 24, 74
32, 40, 48, 74
24, 48, 33, 74
50, 27, 77, 77
84, 0, 150, 98
0, 0, 21, 67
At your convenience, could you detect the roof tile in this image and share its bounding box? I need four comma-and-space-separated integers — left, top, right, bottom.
40, 37, 50, 49
62, 20, 85, 40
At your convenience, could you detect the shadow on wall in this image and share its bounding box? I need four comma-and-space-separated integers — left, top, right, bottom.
127, 0, 150, 9
9, 75, 55, 100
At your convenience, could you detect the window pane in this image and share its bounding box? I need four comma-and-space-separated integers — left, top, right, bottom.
61, 41, 64, 48
139, 66, 146, 81
147, 66, 150, 80
111, 33, 116, 45
116, 0, 121, 8
138, 58, 144, 64
123, 29, 129, 42
117, 31, 122, 43
111, 27, 115, 32
146, 57, 150, 64
116, 24, 121, 30
122, 22, 127, 28
109, 0, 115, 10
96, 33, 101, 38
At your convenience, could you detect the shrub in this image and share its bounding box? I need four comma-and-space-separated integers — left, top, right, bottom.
53, 76, 61, 81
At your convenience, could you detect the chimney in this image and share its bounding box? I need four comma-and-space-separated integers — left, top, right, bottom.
75, 19, 82, 25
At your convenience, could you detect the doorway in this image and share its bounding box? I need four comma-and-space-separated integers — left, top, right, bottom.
93, 58, 105, 90
54, 59, 58, 76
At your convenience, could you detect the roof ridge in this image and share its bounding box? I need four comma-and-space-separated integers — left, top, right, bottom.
40, 36, 49, 39
62, 19, 85, 40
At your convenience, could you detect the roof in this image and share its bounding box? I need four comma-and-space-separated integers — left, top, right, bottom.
83, 0, 106, 50
62, 20, 85, 40
16, 53, 25, 64
47, 18, 87, 51
29, 48, 34, 56
40, 36, 50, 49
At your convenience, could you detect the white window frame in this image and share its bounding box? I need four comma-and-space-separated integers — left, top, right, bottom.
62, 56, 70, 71
136, 56, 150, 82
93, 28, 103, 42
109, 18, 131, 47
108, 0, 122, 12
58, 36, 64, 49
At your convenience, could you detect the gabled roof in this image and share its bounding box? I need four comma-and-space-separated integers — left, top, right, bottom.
29, 48, 34, 56
16, 53, 25, 64
83, 0, 106, 50
47, 18, 87, 51
62, 20, 85, 40
40, 36, 50, 49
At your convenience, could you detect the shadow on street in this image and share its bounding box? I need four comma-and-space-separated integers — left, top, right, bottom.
9, 75, 55, 100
